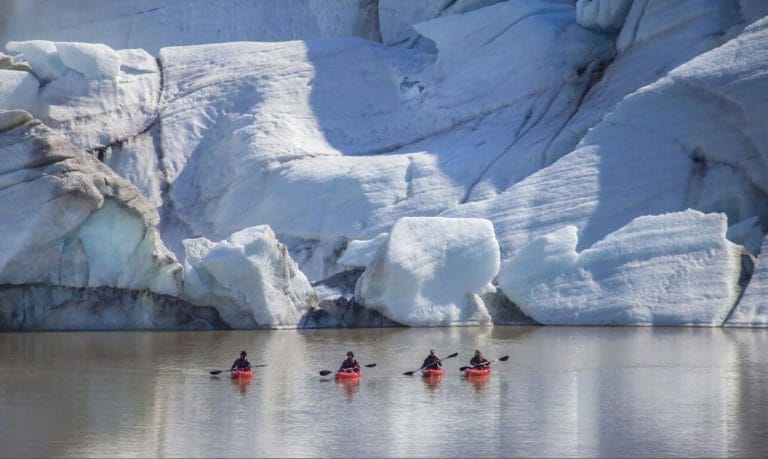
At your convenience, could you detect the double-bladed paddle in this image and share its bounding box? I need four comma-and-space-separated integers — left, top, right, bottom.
319, 363, 377, 376
210, 364, 268, 375
459, 355, 509, 372
403, 352, 458, 376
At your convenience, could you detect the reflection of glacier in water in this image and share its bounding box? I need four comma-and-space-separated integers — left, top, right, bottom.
1, 326, 767, 457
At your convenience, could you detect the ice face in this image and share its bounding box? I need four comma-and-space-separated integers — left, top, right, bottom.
182, 226, 317, 328
355, 217, 499, 326
726, 233, 768, 327
498, 210, 745, 326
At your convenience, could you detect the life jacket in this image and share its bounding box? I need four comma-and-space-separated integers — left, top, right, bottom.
423, 355, 441, 369
340, 358, 359, 372
233, 357, 251, 370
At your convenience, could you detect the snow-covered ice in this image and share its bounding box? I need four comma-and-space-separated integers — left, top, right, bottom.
0, 111, 181, 298
498, 210, 745, 326
1, 1, 768, 329
354, 217, 499, 326
338, 233, 389, 269
3, 41, 160, 150
576, 0, 632, 32
182, 226, 317, 328
0, 0, 381, 55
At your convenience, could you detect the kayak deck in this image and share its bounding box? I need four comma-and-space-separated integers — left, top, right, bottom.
421, 368, 445, 378
464, 368, 491, 377
335, 370, 361, 380
231, 369, 254, 378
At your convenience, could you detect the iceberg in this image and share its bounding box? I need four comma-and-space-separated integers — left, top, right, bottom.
182, 226, 318, 328
354, 217, 499, 326
498, 210, 745, 326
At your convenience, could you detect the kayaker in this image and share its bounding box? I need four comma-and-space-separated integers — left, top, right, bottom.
422, 349, 442, 370
470, 350, 490, 370
231, 350, 252, 371
339, 351, 360, 373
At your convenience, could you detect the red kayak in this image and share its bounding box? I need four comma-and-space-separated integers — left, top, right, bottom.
231, 369, 254, 379
421, 368, 445, 378
464, 368, 491, 377
335, 370, 361, 380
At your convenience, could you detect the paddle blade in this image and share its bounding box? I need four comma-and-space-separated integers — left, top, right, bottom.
403, 371, 416, 376
459, 366, 470, 372
364, 363, 377, 368
444, 352, 458, 359
209, 370, 225, 375
319, 370, 333, 376
498, 355, 510, 362
252, 364, 268, 368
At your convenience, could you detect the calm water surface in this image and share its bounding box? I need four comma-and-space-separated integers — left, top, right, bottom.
1, 327, 767, 458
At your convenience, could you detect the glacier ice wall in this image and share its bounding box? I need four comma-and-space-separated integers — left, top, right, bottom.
0, 111, 181, 295
1, 1, 768, 328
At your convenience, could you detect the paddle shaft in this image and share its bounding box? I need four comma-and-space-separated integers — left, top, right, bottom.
319, 363, 376, 376
460, 355, 508, 372
210, 364, 267, 375
403, 352, 458, 376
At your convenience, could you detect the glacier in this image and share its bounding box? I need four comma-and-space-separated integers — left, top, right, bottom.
1, 0, 768, 329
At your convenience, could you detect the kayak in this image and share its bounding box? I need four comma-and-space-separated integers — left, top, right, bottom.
335, 370, 361, 380
421, 368, 445, 378
231, 369, 254, 379
464, 368, 491, 377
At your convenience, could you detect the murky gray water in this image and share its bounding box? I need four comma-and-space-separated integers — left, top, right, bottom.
1, 327, 767, 458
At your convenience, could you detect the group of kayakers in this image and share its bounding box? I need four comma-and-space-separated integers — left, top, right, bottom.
336, 349, 490, 374
229, 349, 492, 374
417, 349, 489, 371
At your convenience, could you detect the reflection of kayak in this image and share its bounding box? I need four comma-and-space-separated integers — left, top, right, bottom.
464, 368, 491, 377
421, 368, 445, 378
335, 371, 361, 380
231, 369, 254, 379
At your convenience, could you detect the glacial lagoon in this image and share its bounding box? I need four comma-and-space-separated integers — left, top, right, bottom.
1, 326, 767, 457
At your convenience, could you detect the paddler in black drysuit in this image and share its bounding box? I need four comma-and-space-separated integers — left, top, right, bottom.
231, 350, 252, 371
422, 349, 442, 370
339, 351, 360, 373
470, 350, 490, 370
